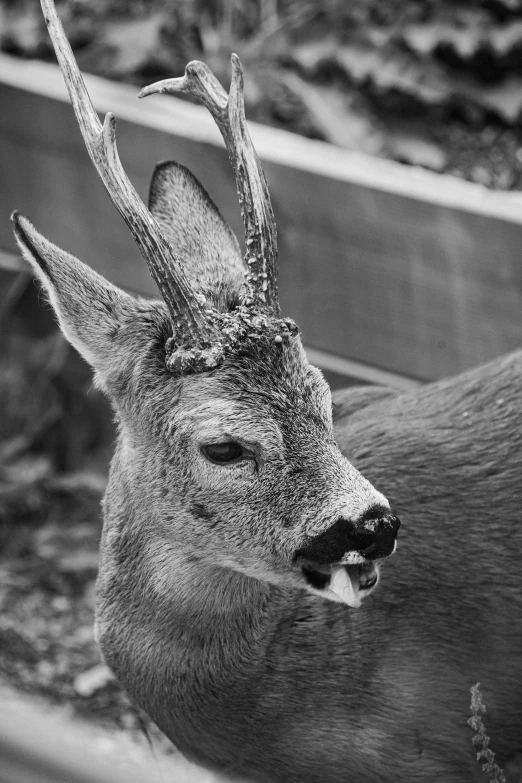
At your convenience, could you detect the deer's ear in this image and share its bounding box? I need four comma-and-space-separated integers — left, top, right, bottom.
12, 212, 144, 375
148, 161, 245, 309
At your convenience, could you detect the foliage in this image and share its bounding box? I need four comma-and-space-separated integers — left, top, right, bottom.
0, 269, 112, 524
2, 0, 522, 187
0, 270, 148, 753
468, 683, 506, 783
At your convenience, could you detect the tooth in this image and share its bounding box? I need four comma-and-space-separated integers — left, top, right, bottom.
329, 566, 361, 608
340, 551, 365, 565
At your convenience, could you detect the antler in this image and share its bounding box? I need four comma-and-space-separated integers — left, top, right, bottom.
40, 0, 222, 373
139, 57, 279, 314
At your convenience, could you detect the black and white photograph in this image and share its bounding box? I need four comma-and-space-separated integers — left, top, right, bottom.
1, 1, 521, 781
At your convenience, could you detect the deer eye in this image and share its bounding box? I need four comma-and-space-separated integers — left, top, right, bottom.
201, 442, 246, 465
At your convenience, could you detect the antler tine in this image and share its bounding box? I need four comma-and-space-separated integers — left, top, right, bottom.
140, 56, 280, 314
40, 0, 217, 354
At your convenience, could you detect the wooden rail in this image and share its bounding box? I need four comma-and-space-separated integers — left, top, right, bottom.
2, 53, 522, 381
0, 684, 221, 783
0, 246, 417, 390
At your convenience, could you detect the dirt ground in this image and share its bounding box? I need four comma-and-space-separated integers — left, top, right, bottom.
0, 480, 125, 723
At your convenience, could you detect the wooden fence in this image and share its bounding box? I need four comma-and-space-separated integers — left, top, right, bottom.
2, 53, 522, 386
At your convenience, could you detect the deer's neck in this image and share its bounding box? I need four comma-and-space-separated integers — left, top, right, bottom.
96, 477, 287, 762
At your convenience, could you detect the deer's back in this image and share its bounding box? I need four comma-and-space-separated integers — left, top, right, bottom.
334, 349, 522, 578
327, 350, 522, 773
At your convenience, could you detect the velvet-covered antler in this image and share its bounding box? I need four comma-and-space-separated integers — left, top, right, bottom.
139, 57, 279, 314
39, 0, 296, 371
40, 0, 224, 373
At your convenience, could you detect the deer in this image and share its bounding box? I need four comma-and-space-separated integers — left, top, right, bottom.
11, 1, 522, 781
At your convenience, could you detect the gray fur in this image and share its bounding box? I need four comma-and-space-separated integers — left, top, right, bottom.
13, 179, 522, 783
149, 161, 245, 311
96, 349, 522, 783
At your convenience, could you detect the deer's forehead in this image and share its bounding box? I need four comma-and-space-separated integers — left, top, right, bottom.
171, 380, 330, 445
168, 356, 333, 440
172, 397, 283, 448
185, 398, 269, 424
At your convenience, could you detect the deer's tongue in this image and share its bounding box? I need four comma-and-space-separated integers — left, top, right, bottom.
329, 565, 362, 608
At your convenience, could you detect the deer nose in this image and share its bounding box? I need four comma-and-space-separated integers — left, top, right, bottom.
296, 506, 401, 565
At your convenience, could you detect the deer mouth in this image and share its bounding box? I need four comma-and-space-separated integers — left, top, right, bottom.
300, 556, 379, 608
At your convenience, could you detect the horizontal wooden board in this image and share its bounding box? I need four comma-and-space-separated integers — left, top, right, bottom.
0, 248, 418, 391
1, 54, 522, 380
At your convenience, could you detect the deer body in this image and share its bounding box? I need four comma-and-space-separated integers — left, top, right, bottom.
94, 351, 522, 783
13, 3, 522, 781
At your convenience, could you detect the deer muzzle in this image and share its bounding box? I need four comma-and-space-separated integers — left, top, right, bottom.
295, 507, 400, 608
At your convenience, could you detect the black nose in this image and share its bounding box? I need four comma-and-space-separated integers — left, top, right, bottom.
295, 506, 400, 564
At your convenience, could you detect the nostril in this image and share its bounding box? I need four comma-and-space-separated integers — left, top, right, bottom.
355, 509, 401, 559
295, 509, 400, 565
356, 504, 393, 524
356, 506, 401, 534
295, 517, 369, 565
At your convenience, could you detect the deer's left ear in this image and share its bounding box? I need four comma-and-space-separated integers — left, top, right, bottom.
149, 161, 245, 310
11, 211, 151, 383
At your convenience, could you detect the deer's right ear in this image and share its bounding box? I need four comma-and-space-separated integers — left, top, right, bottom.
12, 212, 143, 375
149, 161, 245, 310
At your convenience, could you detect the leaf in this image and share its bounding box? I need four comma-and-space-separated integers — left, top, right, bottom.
75, 12, 168, 78
403, 19, 522, 60
402, 22, 485, 59
106, 12, 167, 74
0, 1, 46, 56
289, 36, 339, 75
390, 135, 447, 171
291, 35, 522, 125
0, 455, 52, 486
339, 45, 450, 105
34, 519, 101, 573
74, 663, 114, 697
278, 71, 383, 153
0, 1, 95, 58
460, 77, 522, 124
48, 471, 107, 495
491, 20, 522, 56
290, 40, 451, 105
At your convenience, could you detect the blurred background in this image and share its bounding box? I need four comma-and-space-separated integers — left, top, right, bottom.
3, 0, 522, 185
1, 0, 522, 780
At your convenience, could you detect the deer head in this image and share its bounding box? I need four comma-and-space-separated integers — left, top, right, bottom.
12, 0, 400, 609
